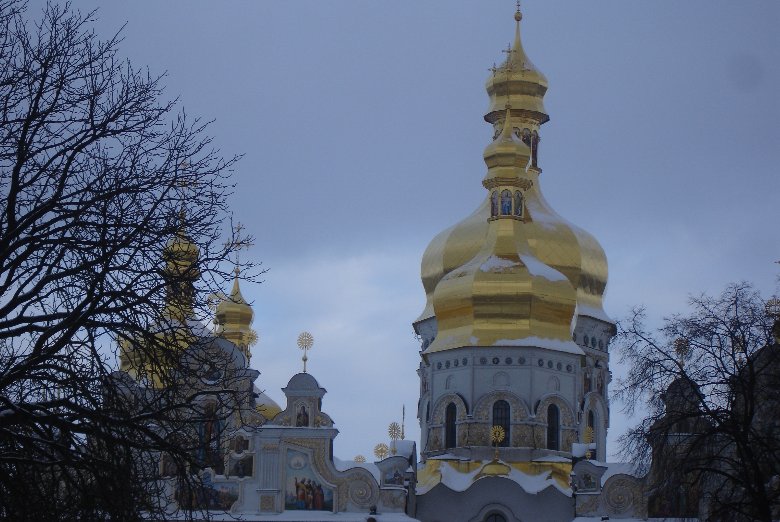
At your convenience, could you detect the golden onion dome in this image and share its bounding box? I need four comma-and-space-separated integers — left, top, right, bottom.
164, 231, 200, 272
214, 269, 255, 361
425, 112, 578, 353
416, 8, 611, 347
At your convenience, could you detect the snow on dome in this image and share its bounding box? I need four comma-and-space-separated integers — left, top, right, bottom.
285, 372, 321, 391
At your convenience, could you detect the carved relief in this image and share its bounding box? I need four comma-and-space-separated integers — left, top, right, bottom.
513, 424, 534, 447
470, 423, 490, 446
536, 395, 575, 427
576, 493, 600, 515
379, 489, 406, 510
430, 393, 468, 425
473, 391, 529, 423
563, 429, 577, 452
260, 495, 275, 512
602, 475, 645, 517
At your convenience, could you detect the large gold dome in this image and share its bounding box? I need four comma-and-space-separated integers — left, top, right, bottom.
416, 12, 610, 353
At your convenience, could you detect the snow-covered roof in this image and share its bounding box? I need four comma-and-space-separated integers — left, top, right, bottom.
333, 456, 381, 483
599, 461, 641, 486
417, 459, 571, 497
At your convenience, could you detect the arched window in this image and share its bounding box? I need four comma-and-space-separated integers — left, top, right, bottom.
514, 191, 523, 217
485, 513, 507, 522
492, 400, 511, 447
490, 191, 498, 217
500, 190, 512, 215
547, 404, 560, 451
588, 410, 598, 460
445, 403, 457, 449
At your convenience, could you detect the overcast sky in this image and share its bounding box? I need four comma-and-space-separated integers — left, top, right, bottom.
42, 1, 780, 461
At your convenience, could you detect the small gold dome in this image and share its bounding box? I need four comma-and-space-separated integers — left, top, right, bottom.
485, 9, 548, 128
214, 269, 255, 361
163, 231, 201, 280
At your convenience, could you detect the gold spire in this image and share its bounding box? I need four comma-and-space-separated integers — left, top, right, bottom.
485, 6, 549, 129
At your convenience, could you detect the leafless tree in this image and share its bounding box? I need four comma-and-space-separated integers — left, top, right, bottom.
0, 2, 258, 520
614, 282, 780, 521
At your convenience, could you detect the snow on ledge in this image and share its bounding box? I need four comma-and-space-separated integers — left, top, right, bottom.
492, 336, 585, 355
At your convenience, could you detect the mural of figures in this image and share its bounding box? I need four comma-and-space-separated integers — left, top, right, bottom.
490, 191, 498, 217
295, 405, 309, 427
284, 450, 333, 511
175, 471, 239, 511
384, 468, 405, 486
229, 455, 253, 478
500, 190, 512, 215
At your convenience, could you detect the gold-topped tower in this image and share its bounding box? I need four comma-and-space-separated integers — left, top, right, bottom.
415, 7, 615, 486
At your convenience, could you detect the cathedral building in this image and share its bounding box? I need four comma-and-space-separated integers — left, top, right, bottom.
116, 6, 670, 522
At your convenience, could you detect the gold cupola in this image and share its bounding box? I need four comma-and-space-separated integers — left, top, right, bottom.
416, 7, 611, 351
424, 110, 577, 354
484, 8, 549, 131
214, 268, 255, 362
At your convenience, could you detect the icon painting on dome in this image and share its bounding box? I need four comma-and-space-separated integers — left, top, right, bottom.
500, 190, 512, 215
490, 191, 498, 217
514, 191, 523, 217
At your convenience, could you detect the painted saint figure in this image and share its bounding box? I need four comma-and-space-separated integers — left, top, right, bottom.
296, 405, 309, 427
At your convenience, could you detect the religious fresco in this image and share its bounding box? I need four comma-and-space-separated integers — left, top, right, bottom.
228, 455, 253, 478
175, 471, 239, 511
284, 449, 333, 511
383, 468, 405, 486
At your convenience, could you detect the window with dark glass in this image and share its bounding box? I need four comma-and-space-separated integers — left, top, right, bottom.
492, 400, 510, 447
588, 410, 597, 460
547, 404, 560, 451
445, 403, 457, 449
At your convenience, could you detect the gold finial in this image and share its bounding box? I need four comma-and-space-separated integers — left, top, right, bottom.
583, 425, 594, 459
374, 443, 389, 460
389, 422, 401, 455
490, 425, 506, 460
297, 331, 314, 372
674, 338, 690, 368
354, 455, 366, 463
515, 1, 522, 22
